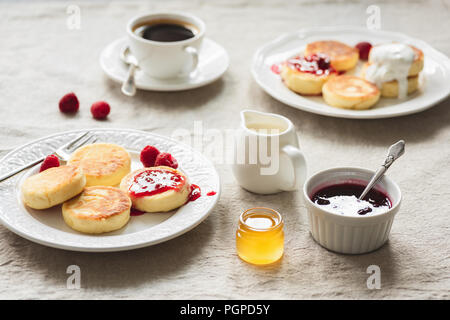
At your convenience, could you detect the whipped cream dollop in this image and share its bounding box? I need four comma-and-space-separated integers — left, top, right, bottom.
365, 43, 415, 99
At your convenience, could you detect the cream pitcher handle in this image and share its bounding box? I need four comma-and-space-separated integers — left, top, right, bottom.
280, 145, 307, 191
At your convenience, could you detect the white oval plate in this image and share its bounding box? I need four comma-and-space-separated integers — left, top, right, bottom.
0, 129, 220, 252
100, 37, 229, 91
252, 26, 450, 119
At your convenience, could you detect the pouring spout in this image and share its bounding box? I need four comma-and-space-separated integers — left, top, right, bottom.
240, 109, 291, 134
241, 109, 263, 127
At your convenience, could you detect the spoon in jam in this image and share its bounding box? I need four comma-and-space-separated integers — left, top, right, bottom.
359, 140, 405, 200
120, 46, 138, 96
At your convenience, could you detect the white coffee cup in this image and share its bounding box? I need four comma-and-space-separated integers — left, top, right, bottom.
127, 12, 205, 79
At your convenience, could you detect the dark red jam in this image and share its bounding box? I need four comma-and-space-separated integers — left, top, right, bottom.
311, 182, 391, 216
129, 169, 186, 198
207, 191, 216, 196
286, 53, 337, 76
130, 208, 146, 216
188, 184, 201, 202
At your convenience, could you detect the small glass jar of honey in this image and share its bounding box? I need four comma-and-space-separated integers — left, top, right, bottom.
236, 207, 284, 265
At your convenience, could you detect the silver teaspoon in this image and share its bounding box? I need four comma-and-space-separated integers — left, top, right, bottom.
120, 46, 138, 96
359, 140, 405, 200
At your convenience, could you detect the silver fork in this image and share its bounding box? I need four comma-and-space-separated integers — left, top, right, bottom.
0, 132, 97, 182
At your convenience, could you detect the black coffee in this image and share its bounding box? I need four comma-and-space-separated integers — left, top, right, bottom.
134, 20, 197, 42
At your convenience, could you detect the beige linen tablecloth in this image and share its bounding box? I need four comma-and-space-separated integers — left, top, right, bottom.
0, 0, 449, 299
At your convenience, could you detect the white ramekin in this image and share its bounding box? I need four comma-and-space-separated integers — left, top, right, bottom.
303, 167, 402, 254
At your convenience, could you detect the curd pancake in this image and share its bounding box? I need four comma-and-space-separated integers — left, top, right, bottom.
62, 186, 131, 234
120, 166, 190, 213
305, 40, 359, 71
361, 63, 419, 98
379, 76, 419, 98
68, 143, 131, 187
322, 75, 380, 110
22, 165, 86, 210
280, 54, 338, 95
362, 43, 423, 98
407, 45, 424, 76
368, 44, 424, 77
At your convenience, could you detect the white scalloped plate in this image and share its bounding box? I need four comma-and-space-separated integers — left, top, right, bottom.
252, 26, 450, 119
0, 129, 220, 252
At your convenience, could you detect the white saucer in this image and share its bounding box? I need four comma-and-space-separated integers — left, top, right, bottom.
252, 26, 450, 119
100, 37, 229, 91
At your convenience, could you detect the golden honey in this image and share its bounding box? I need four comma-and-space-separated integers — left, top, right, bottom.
236, 207, 284, 265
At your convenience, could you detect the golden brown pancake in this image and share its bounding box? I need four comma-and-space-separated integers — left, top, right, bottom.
367, 44, 424, 77
361, 62, 420, 98
408, 45, 424, 76
305, 40, 359, 71
281, 63, 336, 95
21, 165, 86, 209
68, 143, 131, 187
62, 186, 131, 234
120, 166, 191, 213
322, 75, 381, 109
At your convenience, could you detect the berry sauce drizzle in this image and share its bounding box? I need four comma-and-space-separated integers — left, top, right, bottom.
207, 191, 216, 196
286, 53, 337, 76
311, 182, 391, 216
129, 169, 186, 198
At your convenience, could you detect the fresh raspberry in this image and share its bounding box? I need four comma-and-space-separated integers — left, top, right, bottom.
90, 101, 110, 119
355, 42, 372, 60
154, 152, 178, 169
39, 155, 60, 172
59, 92, 79, 113
140, 145, 160, 167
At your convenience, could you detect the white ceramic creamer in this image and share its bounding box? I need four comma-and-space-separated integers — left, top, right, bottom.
231, 110, 307, 194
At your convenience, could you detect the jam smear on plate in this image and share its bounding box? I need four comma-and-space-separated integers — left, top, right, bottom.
271, 63, 282, 74
188, 184, 201, 202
